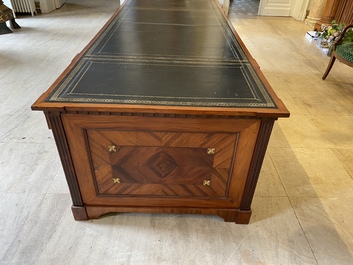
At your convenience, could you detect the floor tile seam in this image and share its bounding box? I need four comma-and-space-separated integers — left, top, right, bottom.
330, 147, 353, 181
44, 191, 69, 195
268, 147, 353, 181
253, 195, 290, 198
0, 192, 48, 265
250, 217, 321, 263
268, 152, 320, 264
0, 191, 59, 195
287, 196, 320, 265
0, 140, 54, 146
0, 112, 33, 141
0, 140, 51, 145
287, 195, 353, 199
284, 112, 353, 116
224, 224, 263, 265
288, 196, 353, 262
268, 146, 347, 151
305, 208, 353, 240
250, 194, 353, 199
343, 169, 353, 181
294, 114, 353, 119
268, 152, 291, 198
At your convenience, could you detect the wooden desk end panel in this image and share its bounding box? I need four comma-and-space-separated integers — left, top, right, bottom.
56, 112, 263, 223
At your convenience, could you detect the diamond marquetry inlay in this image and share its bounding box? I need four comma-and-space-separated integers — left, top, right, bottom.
147, 152, 179, 178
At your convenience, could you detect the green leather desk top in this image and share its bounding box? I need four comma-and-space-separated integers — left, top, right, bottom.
40, 0, 285, 111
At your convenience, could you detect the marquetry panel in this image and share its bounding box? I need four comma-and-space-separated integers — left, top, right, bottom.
87, 130, 237, 198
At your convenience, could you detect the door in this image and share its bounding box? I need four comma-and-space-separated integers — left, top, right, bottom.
258, 0, 309, 19
258, 0, 292, 16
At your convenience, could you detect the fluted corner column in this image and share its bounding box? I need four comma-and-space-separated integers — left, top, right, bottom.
314, 0, 340, 31
305, 0, 327, 29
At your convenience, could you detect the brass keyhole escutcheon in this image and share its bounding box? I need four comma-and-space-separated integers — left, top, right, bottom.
113, 178, 120, 184
203, 180, 211, 186
108, 145, 117, 152
207, 148, 215, 155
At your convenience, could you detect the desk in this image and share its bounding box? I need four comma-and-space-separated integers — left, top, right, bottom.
32, 0, 289, 224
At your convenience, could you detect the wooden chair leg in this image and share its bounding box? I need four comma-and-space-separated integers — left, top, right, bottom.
0, 21, 12, 34
322, 55, 336, 80
10, 18, 20, 29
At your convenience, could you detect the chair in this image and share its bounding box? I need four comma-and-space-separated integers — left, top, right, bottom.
0, 0, 20, 35
322, 24, 353, 80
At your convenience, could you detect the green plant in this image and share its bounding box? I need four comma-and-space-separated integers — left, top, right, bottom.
318, 20, 353, 44
342, 27, 353, 44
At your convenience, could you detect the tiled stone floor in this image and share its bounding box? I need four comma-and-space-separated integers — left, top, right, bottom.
1, 0, 353, 264
228, 0, 259, 17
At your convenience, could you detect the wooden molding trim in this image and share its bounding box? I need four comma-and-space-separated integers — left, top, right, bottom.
240, 119, 275, 210
48, 112, 84, 206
